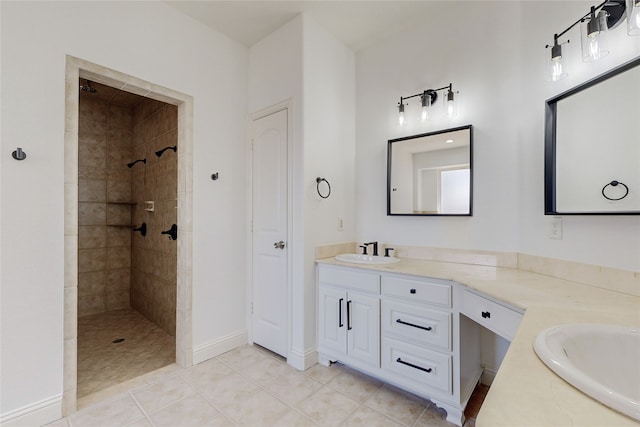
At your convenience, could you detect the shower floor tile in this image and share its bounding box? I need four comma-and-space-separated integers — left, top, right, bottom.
77, 308, 175, 399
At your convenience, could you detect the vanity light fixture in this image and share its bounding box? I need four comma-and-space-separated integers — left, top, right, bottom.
396, 84, 457, 125
546, 0, 636, 82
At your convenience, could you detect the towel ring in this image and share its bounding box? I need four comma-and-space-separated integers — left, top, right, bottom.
316, 177, 331, 199
601, 180, 629, 201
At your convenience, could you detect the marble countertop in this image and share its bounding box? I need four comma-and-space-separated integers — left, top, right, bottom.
316, 257, 640, 427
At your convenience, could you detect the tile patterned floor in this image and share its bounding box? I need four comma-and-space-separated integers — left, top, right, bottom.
50, 344, 480, 427
77, 309, 175, 398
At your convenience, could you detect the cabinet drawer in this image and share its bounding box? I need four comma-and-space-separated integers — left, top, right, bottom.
461, 290, 522, 341
381, 276, 451, 308
381, 337, 452, 394
381, 300, 451, 350
319, 266, 379, 294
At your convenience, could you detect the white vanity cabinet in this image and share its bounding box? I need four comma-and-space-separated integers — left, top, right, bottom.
317, 266, 380, 370
461, 289, 523, 341
317, 264, 484, 426
380, 276, 455, 395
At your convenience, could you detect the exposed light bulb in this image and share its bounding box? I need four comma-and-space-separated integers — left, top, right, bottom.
446, 87, 457, 119
447, 100, 454, 118
548, 36, 567, 82
551, 57, 566, 81
588, 37, 600, 60
398, 99, 406, 126
581, 10, 609, 62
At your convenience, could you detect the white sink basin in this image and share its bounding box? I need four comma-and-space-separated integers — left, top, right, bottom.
534, 323, 640, 421
335, 253, 400, 265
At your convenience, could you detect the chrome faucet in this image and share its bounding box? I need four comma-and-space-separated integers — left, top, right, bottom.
364, 242, 379, 256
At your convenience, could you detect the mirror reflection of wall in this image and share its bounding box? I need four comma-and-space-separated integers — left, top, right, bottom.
388, 126, 472, 216
546, 57, 640, 214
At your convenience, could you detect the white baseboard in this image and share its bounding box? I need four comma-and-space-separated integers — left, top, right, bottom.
192, 329, 248, 365
0, 395, 62, 427
287, 347, 318, 371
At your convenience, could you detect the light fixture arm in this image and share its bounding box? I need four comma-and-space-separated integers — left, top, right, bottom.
548, 0, 628, 46
399, 83, 453, 104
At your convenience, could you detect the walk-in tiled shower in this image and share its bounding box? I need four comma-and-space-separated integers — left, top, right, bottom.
77, 79, 178, 399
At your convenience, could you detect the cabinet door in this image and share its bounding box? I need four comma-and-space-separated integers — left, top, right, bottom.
318, 286, 347, 355
347, 292, 380, 368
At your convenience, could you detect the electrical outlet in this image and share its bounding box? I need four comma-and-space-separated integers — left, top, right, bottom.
338, 217, 344, 231
549, 217, 562, 240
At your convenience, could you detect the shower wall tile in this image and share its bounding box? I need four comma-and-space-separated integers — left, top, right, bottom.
107, 269, 130, 291
109, 104, 133, 130
107, 227, 131, 248
108, 149, 133, 170
106, 290, 129, 311
79, 225, 107, 249
78, 93, 133, 318
79, 179, 106, 203
106, 204, 131, 225
131, 98, 178, 336
79, 143, 107, 169
78, 294, 106, 318
108, 128, 133, 149
79, 271, 107, 297
79, 121, 107, 147
79, 167, 107, 180
78, 248, 107, 273
79, 97, 108, 125
107, 180, 132, 203
78, 203, 106, 225
107, 247, 131, 269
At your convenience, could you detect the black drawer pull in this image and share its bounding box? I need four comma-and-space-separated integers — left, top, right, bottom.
347, 300, 352, 330
396, 358, 432, 373
481, 311, 491, 319
338, 298, 344, 327
410, 288, 416, 294
396, 318, 432, 331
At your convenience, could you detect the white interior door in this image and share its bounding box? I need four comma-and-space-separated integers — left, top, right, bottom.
251, 109, 288, 356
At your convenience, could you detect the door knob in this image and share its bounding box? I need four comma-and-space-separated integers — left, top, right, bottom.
274, 240, 286, 249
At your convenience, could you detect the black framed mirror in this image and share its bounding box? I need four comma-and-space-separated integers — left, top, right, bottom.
545, 56, 640, 215
387, 125, 473, 216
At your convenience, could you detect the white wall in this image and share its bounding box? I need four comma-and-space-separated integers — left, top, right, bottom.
0, 1, 248, 416
249, 14, 356, 363
302, 15, 356, 351
356, 1, 640, 272
356, 1, 522, 251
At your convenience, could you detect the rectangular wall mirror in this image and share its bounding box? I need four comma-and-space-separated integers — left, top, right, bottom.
387, 125, 473, 216
545, 56, 640, 215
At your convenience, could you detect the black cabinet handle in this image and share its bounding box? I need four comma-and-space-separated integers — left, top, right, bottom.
338, 298, 344, 327
481, 311, 491, 319
410, 288, 416, 294
396, 318, 432, 331
396, 358, 432, 373
347, 300, 352, 330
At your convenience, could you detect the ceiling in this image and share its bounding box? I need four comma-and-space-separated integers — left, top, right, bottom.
165, 1, 449, 51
